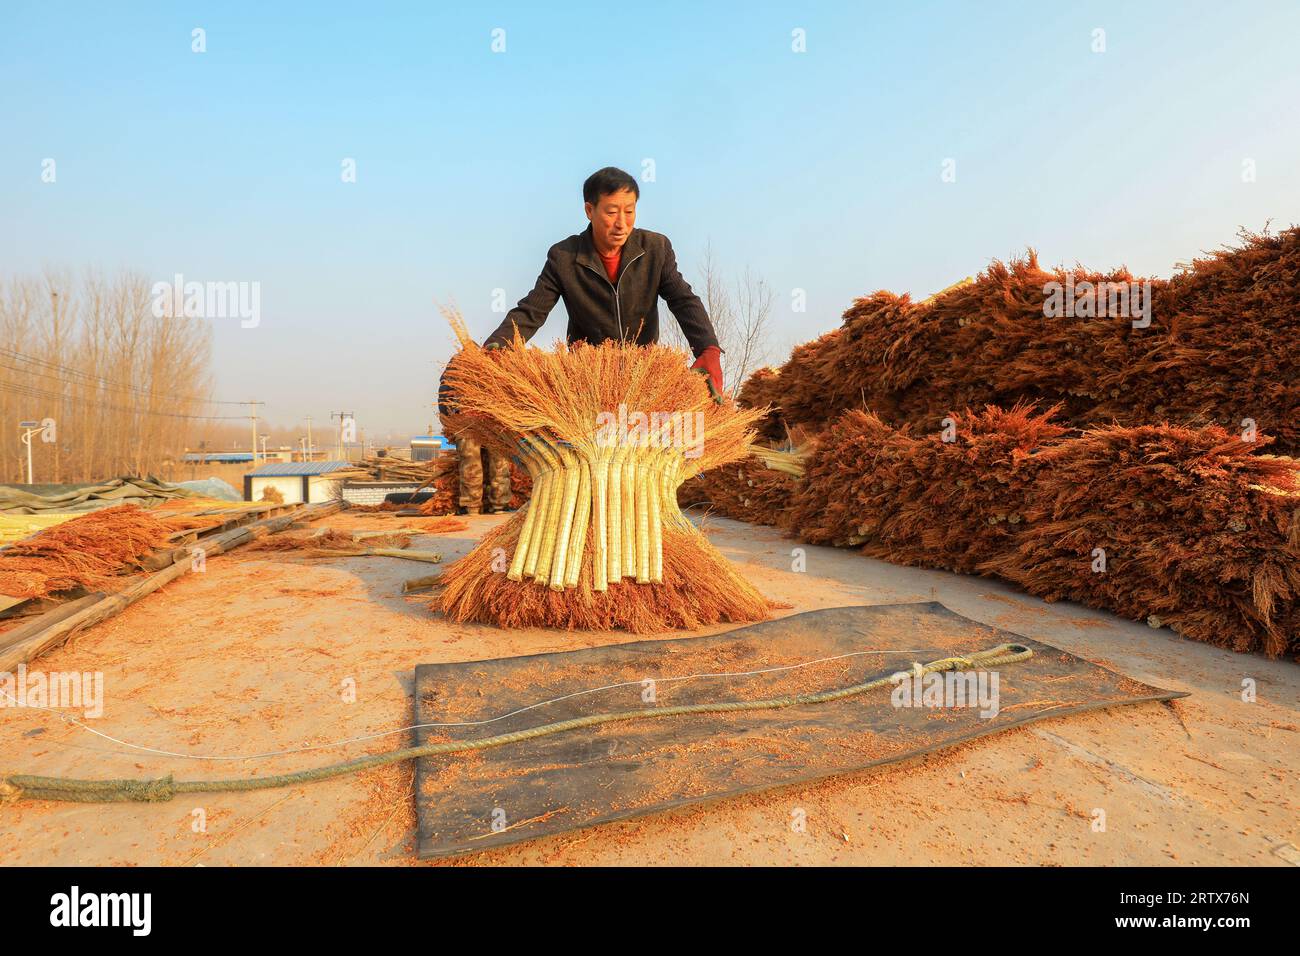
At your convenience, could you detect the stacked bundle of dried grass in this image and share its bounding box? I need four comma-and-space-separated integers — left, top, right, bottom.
677, 457, 800, 526
980, 425, 1300, 657
744, 260, 1162, 441
415, 454, 459, 515
436, 321, 776, 632
741, 228, 1300, 454
685, 409, 1300, 658
785, 404, 1067, 574
0, 505, 175, 598
1127, 228, 1300, 451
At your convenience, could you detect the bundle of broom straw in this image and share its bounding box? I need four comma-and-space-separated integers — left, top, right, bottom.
436, 317, 778, 631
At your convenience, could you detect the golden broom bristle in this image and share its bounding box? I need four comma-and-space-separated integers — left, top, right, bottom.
437, 313, 777, 632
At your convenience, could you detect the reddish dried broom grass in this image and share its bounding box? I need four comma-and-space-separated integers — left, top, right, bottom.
677, 457, 800, 525
409, 516, 470, 534
786, 403, 1068, 574
0, 505, 175, 599
688, 408, 1300, 658
742, 227, 1300, 453
980, 424, 1300, 658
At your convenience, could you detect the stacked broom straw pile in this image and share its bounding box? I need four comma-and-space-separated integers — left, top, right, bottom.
741, 227, 1300, 454
689, 226, 1300, 659
684, 404, 1300, 659
435, 319, 776, 632
677, 453, 801, 526
0, 504, 220, 599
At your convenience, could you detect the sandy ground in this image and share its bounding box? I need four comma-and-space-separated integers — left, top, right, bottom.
1, 509, 1296, 867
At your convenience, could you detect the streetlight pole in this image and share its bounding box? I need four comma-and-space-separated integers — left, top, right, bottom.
19, 421, 42, 484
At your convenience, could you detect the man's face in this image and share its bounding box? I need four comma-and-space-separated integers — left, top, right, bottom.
585, 188, 637, 252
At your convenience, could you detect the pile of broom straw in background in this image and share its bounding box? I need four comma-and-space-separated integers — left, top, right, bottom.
682, 403, 1300, 659
0, 504, 208, 599
742, 227, 1300, 455
678, 454, 803, 527
436, 318, 776, 632
682, 226, 1300, 659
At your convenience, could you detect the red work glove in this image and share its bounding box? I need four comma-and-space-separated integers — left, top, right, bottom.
690, 345, 725, 403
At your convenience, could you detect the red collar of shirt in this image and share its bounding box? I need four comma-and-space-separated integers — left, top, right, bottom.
596, 246, 621, 283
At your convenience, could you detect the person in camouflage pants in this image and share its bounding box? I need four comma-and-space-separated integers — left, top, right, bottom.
456, 434, 513, 515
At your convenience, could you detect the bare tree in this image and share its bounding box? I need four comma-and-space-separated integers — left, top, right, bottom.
726, 265, 774, 399
0, 270, 214, 483
659, 244, 773, 397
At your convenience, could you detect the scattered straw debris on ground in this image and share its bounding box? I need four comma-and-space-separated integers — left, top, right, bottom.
247, 529, 413, 554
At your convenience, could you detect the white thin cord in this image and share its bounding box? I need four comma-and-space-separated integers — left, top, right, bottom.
1, 648, 930, 763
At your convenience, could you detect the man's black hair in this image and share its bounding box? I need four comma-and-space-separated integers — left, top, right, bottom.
583, 166, 640, 205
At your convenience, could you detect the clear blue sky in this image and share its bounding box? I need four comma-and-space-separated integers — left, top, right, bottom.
3, 1, 1298, 439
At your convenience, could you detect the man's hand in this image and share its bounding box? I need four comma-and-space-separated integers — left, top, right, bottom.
690, 345, 725, 404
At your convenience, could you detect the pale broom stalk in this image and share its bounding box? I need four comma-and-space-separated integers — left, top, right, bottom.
519, 468, 550, 577
607, 443, 628, 584
634, 441, 652, 584
507, 439, 543, 581
524, 437, 560, 580
647, 445, 665, 584
563, 455, 592, 589
591, 445, 614, 591
660, 454, 686, 529
545, 444, 581, 590
620, 441, 637, 578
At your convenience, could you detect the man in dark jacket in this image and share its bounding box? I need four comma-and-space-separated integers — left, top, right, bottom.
484, 166, 725, 396
441, 167, 724, 515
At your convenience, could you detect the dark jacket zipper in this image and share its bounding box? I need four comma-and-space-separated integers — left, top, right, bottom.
582, 249, 644, 342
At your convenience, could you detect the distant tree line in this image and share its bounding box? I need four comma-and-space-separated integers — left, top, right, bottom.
0, 270, 215, 484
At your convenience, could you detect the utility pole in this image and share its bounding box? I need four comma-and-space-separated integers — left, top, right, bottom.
304, 416, 314, 462
50, 290, 60, 482
331, 410, 354, 461
242, 401, 263, 465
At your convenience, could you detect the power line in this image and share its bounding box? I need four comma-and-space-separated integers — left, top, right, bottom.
0, 360, 235, 416
0, 379, 249, 421
0, 345, 246, 406
0, 345, 238, 406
